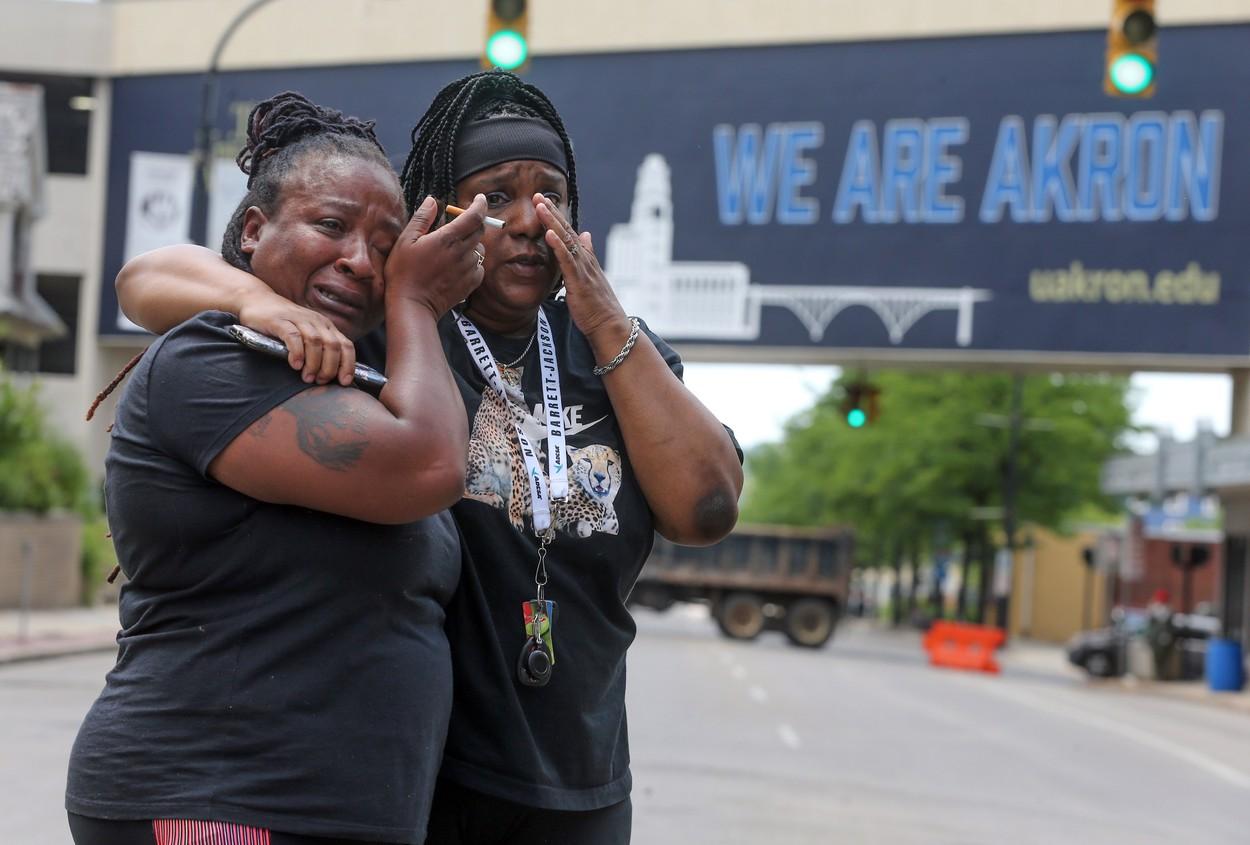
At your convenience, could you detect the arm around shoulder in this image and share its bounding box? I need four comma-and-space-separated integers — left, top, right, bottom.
151, 314, 466, 526
116, 244, 268, 333
117, 244, 360, 386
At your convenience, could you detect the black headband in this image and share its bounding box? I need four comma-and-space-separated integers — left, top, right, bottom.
453, 116, 569, 183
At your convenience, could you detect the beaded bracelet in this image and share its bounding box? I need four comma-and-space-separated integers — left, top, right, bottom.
592, 317, 641, 376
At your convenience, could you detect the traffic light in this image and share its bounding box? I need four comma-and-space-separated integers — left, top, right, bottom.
840, 381, 879, 429
1104, 0, 1157, 97
1170, 544, 1211, 570
483, 0, 529, 72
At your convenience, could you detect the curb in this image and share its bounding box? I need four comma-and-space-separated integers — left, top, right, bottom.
1084, 673, 1250, 714
0, 634, 118, 666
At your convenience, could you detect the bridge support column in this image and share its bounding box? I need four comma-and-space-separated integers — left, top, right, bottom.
1219, 494, 1250, 652
1232, 369, 1250, 438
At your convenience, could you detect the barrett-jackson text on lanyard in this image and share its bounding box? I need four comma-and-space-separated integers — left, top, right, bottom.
453, 307, 568, 533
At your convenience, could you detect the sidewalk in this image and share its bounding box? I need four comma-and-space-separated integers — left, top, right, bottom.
0, 604, 120, 665
6, 609, 1250, 715
1100, 671, 1250, 715
849, 618, 1250, 715
1000, 634, 1250, 715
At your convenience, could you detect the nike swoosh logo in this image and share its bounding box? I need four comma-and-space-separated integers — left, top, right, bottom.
564, 414, 608, 437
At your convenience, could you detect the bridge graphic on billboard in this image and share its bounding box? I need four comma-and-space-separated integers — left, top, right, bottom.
606, 155, 992, 346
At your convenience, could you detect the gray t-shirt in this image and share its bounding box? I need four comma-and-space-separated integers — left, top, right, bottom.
67, 311, 460, 844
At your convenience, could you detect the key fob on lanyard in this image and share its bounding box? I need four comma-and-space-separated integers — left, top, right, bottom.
517, 599, 556, 687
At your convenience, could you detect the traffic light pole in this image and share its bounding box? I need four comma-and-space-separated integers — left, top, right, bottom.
977, 375, 1056, 639
995, 375, 1023, 640
190, 0, 278, 245
1081, 547, 1096, 632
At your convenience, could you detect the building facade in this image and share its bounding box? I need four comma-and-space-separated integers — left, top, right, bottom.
5, 0, 1250, 480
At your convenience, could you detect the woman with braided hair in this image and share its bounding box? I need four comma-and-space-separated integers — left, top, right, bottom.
66, 91, 489, 845
115, 71, 744, 844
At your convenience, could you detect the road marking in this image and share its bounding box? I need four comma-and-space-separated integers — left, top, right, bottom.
777, 723, 801, 749
974, 679, 1250, 791
730, 665, 747, 681
748, 685, 769, 703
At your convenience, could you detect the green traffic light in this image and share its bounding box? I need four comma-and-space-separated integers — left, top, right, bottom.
847, 408, 867, 428
486, 29, 528, 70
1109, 53, 1154, 95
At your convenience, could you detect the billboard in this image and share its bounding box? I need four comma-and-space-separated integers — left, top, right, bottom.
98, 25, 1248, 368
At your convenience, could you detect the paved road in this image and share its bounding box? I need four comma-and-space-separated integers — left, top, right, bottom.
4, 611, 1249, 844
1, 651, 108, 844
627, 608, 1250, 844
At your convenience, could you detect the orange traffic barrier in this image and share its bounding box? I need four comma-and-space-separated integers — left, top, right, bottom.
922, 621, 1005, 674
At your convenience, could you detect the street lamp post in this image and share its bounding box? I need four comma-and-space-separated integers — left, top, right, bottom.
976, 376, 1055, 639
189, 0, 279, 245
998, 375, 1023, 639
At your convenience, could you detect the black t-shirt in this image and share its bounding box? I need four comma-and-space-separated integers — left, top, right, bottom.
67, 312, 460, 844
363, 302, 737, 811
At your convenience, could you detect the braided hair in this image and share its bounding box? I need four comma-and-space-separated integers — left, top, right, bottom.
221, 91, 394, 271
399, 70, 579, 230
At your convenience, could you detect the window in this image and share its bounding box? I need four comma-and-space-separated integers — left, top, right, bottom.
1, 341, 38, 373
0, 73, 93, 175
36, 274, 80, 375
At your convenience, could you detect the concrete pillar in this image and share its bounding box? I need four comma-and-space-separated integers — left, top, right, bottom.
0, 207, 14, 298
1224, 494, 1250, 535
1223, 372, 1250, 649
1221, 491, 1250, 650
1231, 369, 1250, 437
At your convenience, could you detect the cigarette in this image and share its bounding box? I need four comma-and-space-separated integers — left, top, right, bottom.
446, 204, 505, 229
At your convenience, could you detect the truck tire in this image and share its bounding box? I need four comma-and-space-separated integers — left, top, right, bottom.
716, 592, 765, 640
629, 583, 676, 612
783, 598, 838, 648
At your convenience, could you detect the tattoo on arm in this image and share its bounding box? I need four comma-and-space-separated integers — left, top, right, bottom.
250, 412, 273, 438
278, 387, 370, 471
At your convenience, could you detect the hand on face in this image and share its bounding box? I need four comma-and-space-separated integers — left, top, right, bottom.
455, 160, 568, 335
534, 194, 629, 343
241, 157, 404, 341
384, 194, 487, 317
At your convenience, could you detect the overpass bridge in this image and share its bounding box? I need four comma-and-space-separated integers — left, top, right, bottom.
1102, 431, 1250, 498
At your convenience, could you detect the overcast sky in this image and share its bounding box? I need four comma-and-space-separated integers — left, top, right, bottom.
681, 364, 1232, 453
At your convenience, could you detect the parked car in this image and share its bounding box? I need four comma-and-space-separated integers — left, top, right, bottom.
1066, 608, 1147, 677
1066, 607, 1221, 678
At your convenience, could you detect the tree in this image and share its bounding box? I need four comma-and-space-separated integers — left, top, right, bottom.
742, 371, 1133, 621
0, 374, 92, 514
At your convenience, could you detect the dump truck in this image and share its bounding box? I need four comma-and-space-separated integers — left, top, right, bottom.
629, 524, 854, 648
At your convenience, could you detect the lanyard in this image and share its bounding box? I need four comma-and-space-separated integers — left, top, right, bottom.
454, 306, 568, 533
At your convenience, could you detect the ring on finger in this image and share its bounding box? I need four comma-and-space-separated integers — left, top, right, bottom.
568, 242, 580, 257
474, 250, 485, 266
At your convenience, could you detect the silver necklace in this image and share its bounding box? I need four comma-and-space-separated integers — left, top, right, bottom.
496, 331, 537, 368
